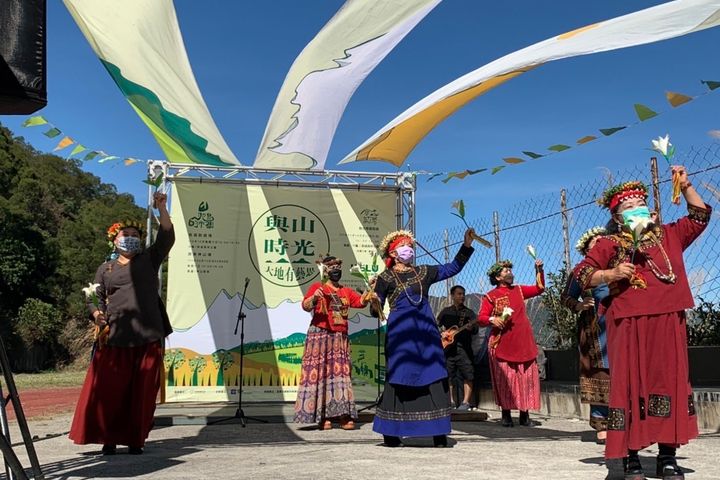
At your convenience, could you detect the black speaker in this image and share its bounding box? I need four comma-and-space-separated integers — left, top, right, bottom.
0, 0, 47, 115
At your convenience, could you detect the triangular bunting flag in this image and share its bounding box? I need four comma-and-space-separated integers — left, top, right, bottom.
634, 104, 658, 121
426, 173, 443, 182
70, 144, 87, 156
708, 130, 720, 139
22, 115, 48, 127
53, 136, 74, 151
503, 157, 525, 164
441, 172, 459, 184
43, 127, 62, 138
491, 166, 505, 175
468, 168, 487, 175
99, 156, 119, 164
665, 91, 693, 107
84, 151, 100, 161
701, 80, 720, 91
548, 144, 570, 152
599, 127, 626, 136
522, 151, 543, 159
576, 135, 597, 145
123, 158, 141, 166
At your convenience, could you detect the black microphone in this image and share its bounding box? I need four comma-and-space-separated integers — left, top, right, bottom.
244, 277, 250, 287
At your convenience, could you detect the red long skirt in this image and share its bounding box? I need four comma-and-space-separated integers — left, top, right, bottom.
488, 349, 540, 411
69, 341, 162, 447
605, 311, 698, 459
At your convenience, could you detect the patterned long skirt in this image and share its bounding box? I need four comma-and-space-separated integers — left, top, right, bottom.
69, 341, 162, 447
604, 311, 698, 459
488, 349, 540, 411
578, 311, 610, 431
373, 379, 451, 437
294, 326, 357, 424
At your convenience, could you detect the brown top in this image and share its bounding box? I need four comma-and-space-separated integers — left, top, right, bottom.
88, 226, 175, 347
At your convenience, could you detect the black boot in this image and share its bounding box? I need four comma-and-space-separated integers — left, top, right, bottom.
382, 435, 402, 447
518, 410, 531, 426
101, 444, 116, 455
501, 409, 513, 427
623, 450, 645, 480
656, 445, 684, 479
433, 435, 448, 448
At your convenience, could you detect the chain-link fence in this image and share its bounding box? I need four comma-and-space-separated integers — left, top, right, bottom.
420, 141, 720, 348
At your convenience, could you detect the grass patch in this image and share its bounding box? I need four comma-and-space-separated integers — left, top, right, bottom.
10, 369, 86, 390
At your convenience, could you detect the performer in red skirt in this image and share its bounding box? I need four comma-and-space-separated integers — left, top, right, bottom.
574, 168, 709, 479
70, 191, 174, 455
478, 258, 545, 428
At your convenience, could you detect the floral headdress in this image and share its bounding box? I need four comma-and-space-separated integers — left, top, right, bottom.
107, 220, 144, 246
575, 226, 606, 255
379, 230, 415, 256
487, 260, 513, 279
598, 181, 648, 211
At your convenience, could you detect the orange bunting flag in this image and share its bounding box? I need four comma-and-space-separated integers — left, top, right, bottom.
503, 157, 525, 164
53, 136, 74, 151
665, 91, 693, 107
576, 135, 597, 144
124, 158, 141, 166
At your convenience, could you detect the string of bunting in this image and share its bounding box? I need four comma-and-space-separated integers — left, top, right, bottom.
424, 79, 720, 183
20, 115, 144, 167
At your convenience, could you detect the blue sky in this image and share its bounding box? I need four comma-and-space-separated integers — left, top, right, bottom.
2, 0, 719, 236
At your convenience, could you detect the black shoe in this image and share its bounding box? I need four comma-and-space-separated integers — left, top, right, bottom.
656, 455, 684, 479
433, 435, 448, 448
382, 435, 402, 447
501, 409, 514, 427
518, 411, 531, 426
623, 455, 645, 480
101, 444, 116, 455
128, 447, 144, 455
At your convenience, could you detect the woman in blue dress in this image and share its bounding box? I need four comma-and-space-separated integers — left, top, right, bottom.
371, 228, 475, 447
562, 226, 611, 444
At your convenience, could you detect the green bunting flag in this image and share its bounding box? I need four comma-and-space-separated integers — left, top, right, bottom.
43, 127, 62, 138
522, 151, 543, 159
548, 144, 570, 152
84, 151, 100, 161
599, 126, 626, 136
491, 166, 505, 175
22, 115, 48, 127
70, 144, 87, 156
702, 80, 720, 91
634, 103, 658, 121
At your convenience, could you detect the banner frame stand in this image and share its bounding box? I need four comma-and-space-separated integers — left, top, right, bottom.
146, 161, 416, 405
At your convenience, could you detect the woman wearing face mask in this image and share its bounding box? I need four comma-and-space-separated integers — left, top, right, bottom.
294, 255, 373, 430
371, 228, 475, 448
70, 191, 174, 455
574, 169, 709, 480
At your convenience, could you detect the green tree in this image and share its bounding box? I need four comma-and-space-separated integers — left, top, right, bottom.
211, 349, 234, 386
540, 266, 579, 350
188, 356, 207, 386
164, 350, 186, 387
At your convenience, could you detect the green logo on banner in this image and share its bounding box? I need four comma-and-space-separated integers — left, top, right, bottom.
249, 205, 330, 287
188, 201, 214, 229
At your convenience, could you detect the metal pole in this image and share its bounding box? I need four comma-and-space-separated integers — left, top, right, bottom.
0, 382, 15, 480
560, 189, 571, 268
650, 156, 663, 225
493, 211, 501, 262
444, 229, 450, 306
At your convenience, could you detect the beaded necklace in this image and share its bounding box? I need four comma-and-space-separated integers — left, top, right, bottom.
390, 266, 424, 306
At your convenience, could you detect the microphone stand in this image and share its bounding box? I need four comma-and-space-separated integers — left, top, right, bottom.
209, 277, 267, 427
358, 293, 385, 413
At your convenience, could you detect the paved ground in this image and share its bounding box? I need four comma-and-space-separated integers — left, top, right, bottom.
3, 411, 720, 480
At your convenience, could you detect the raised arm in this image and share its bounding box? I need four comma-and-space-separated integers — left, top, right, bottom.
149, 192, 175, 269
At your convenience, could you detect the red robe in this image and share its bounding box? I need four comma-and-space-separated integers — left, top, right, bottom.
477, 273, 545, 363
573, 204, 710, 458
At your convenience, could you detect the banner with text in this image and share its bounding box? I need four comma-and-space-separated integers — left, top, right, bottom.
165, 181, 398, 402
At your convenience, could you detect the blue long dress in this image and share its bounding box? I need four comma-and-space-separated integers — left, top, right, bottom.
372, 245, 474, 438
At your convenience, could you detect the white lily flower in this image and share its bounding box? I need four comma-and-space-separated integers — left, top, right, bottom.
626, 215, 653, 242
316, 263, 326, 278
501, 307, 514, 320
651, 134, 671, 157
526, 244, 537, 259
349, 265, 362, 274
82, 283, 100, 298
